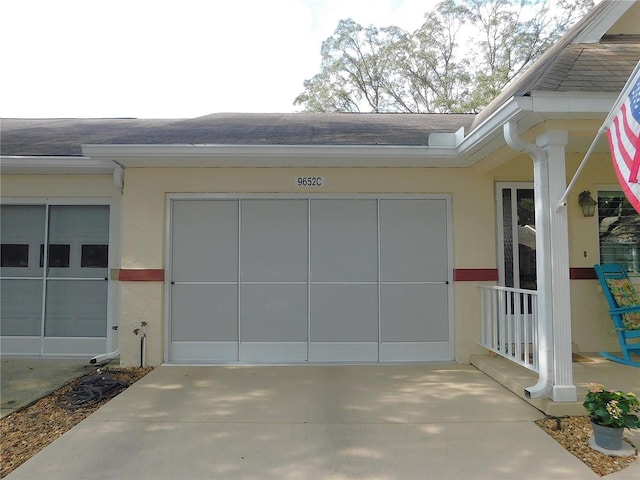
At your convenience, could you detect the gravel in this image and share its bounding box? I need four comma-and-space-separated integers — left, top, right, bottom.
1, 367, 637, 478
0, 367, 153, 477
535, 416, 637, 477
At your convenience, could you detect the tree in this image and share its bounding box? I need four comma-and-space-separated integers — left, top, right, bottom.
294, 0, 594, 113
293, 19, 405, 112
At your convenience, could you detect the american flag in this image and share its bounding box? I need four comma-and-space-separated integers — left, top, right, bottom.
607, 66, 640, 213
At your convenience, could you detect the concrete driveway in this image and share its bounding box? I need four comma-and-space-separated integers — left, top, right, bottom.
7, 364, 607, 479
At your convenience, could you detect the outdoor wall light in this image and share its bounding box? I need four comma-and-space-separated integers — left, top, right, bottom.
578, 190, 597, 217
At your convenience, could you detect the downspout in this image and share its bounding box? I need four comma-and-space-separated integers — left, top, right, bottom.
90, 326, 119, 364
503, 120, 553, 399
90, 163, 125, 365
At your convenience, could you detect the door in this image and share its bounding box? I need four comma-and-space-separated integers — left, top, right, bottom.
497, 184, 536, 290
168, 196, 452, 364
0, 204, 110, 355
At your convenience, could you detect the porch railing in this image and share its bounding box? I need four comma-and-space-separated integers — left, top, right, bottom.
478, 285, 539, 372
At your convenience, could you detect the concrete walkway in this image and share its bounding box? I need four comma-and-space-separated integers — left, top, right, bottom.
6, 363, 620, 480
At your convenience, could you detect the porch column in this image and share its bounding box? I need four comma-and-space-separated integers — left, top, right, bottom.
537, 130, 577, 402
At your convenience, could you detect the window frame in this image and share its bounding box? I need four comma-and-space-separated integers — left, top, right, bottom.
597, 187, 640, 276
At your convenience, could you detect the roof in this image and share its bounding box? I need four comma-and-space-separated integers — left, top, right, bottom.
0, 113, 474, 157
2, 1, 639, 161
471, 0, 640, 130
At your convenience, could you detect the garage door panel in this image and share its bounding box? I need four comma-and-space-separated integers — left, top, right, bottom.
241, 200, 308, 282
310, 200, 378, 282
45, 280, 107, 337
240, 284, 307, 342
172, 201, 238, 282
0, 279, 43, 336
380, 199, 448, 281
381, 284, 449, 342
310, 284, 378, 342
169, 197, 452, 364
171, 284, 238, 341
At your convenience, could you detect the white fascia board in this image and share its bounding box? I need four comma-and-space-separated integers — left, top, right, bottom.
529, 90, 618, 116
0, 156, 115, 175
81, 144, 463, 168
573, 0, 635, 44
456, 96, 533, 166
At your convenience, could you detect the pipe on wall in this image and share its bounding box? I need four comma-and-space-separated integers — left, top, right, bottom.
503, 120, 553, 399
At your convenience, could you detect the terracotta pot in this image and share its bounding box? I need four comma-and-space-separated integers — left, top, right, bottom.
591, 420, 624, 450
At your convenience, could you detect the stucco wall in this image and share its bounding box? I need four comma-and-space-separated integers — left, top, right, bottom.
0, 174, 118, 198
5, 152, 625, 365
119, 166, 496, 366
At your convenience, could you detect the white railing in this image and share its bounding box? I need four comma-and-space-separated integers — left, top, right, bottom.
479, 285, 539, 372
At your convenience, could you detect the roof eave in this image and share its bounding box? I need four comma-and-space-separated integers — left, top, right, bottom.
0, 156, 115, 175
573, 0, 637, 44
80, 144, 467, 168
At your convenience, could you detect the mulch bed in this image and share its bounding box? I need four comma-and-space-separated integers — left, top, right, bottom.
0, 366, 153, 477
1, 367, 637, 478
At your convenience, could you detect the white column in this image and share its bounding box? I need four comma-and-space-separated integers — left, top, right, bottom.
537, 130, 577, 402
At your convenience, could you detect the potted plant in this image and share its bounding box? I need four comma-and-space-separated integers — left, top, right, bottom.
583, 383, 640, 450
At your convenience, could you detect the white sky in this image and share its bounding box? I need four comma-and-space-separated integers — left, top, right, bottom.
1, 0, 434, 119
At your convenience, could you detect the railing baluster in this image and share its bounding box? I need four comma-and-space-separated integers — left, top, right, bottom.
498, 290, 506, 356
514, 292, 522, 364
478, 285, 538, 373
491, 289, 498, 353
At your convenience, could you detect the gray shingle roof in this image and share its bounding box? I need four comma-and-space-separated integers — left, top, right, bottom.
0, 113, 474, 156
470, 0, 640, 131
534, 39, 640, 91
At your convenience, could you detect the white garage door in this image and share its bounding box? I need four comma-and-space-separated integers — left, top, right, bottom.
1, 204, 110, 356
168, 197, 452, 363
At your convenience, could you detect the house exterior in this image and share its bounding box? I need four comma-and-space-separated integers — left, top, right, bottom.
1, 1, 639, 401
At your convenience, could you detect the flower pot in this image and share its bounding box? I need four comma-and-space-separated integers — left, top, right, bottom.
591, 420, 624, 450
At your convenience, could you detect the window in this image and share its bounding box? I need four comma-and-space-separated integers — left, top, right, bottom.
598, 191, 640, 275
81, 244, 108, 268
39, 244, 70, 268
1, 244, 29, 267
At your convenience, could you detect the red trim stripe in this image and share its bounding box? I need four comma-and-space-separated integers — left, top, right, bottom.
569, 267, 597, 280
453, 269, 499, 281
118, 269, 165, 281
115, 268, 594, 282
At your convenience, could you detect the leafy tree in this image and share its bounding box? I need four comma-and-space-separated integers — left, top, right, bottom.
294, 0, 594, 113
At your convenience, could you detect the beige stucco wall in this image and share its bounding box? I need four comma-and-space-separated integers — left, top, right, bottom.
4, 145, 625, 365
119, 166, 496, 365
565, 150, 631, 353
0, 174, 118, 198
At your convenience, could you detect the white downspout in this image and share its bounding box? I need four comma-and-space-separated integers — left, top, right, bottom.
90, 163, 125, 365
90, 326, 120, 364
504, 120, 553, 399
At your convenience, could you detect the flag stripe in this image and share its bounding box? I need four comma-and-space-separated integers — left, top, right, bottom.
606, 68, 640, 214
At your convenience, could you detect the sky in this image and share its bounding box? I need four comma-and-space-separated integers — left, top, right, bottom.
1, 0, 434, 119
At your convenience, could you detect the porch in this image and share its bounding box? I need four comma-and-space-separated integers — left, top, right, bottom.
471, 352, 640, 417
476, 285, 639, 416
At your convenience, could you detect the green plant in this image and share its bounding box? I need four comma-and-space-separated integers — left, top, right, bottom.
583, 383, 640, 430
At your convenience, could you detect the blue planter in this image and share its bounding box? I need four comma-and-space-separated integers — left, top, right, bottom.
591, 420, 624, 450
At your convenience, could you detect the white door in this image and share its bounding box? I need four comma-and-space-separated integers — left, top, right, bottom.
496, 184, 536, 290
0, 204, 110, 356
168, 197, 452, 364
